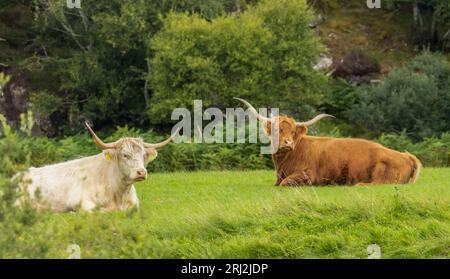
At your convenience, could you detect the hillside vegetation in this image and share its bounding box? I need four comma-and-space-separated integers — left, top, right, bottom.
1, 0, 448, 136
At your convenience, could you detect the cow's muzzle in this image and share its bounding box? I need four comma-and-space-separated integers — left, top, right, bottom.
279, 145, 293, 152
134, 169, 148, 181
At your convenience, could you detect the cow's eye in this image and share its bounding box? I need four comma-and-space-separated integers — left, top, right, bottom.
122, 154, 131, 160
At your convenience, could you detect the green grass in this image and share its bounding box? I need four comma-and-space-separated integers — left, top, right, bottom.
12, 169, 450, 258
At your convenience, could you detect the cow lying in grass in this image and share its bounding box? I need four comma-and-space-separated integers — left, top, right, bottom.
235, 98, 422, 186
17, 123, 177, 212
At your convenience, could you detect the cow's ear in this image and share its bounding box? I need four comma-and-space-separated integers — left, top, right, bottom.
295, 124, 308, 138
145, 148, 158, 163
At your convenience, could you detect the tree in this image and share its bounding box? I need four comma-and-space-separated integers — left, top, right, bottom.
385, 0, 450, 51
148, 0, 328, 124
26, 0, 252, 133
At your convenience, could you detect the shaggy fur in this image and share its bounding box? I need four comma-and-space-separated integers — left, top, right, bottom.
267, 117, 422, 186
18, 137, 158, 212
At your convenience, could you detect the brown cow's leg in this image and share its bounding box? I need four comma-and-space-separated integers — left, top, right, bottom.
275, 176, 283, 186
279, 172, 312, 186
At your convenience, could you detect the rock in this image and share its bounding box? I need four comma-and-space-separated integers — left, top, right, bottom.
333, 49, 381, 83
328, 32, 338, 39
313, 54, 333, 71
309, 14, 325, 29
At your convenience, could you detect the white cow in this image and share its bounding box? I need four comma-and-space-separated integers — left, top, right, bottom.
16, 122, 177, 212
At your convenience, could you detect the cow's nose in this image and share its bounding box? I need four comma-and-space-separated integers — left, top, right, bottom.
285, 139, 293, 146
136, 169, 147, 178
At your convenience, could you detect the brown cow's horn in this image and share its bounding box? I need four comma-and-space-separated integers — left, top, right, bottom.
296, 114, 335, 127
85, 122, 117, 149
143, 127, 180, 149
234, 97, 271, 123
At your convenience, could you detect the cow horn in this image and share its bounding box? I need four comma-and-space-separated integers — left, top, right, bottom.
296, 114, 335, 127
234, 97, 271, 123
143, 127, 180, 149
85, 122, 117, 149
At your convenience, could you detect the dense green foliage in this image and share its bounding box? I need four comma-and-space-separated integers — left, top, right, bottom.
347, 52, 450, 139
2, 0, 449, 141
0, 124, 447, 172
21, 126, 273, 172
6, 0, 255, 131
0, 112, 48, 258
2, 0, 328, 132
0, 169, 448, 258
149, 0, 326, 123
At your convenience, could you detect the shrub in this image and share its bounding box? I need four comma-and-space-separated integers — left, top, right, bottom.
8, 124, 271, 172
0, 113, 50, 258
347, 52, 450, 140
149, 0, 328, 124
323, 78, 360, 118
109, 126, 272, 172
15, 126, 450, 172
28, 0, 255, 133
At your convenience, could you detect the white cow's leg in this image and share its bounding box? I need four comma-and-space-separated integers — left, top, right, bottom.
124, 185, 139, 210
81, 200, 97, 212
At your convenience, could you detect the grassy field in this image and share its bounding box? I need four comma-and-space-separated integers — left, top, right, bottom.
13, 168, 450, 258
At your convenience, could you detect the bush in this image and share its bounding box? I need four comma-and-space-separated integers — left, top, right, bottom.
0, 113, 50, 258
100, 126, 272, 172
27, 0, 255, 133
11, 125, 450, 173
149, 0, 328, 124
347, 52, 450, 140
2, 124, 271, 173
323, 78, 360, 118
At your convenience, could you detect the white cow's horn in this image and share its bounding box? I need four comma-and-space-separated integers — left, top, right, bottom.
143, 127, 180, 149
85, 122, 117, 149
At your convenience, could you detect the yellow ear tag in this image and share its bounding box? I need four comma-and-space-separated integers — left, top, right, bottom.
105, 153, 111, 161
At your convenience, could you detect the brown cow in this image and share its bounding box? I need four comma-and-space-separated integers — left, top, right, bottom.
235, 98, 422, 186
